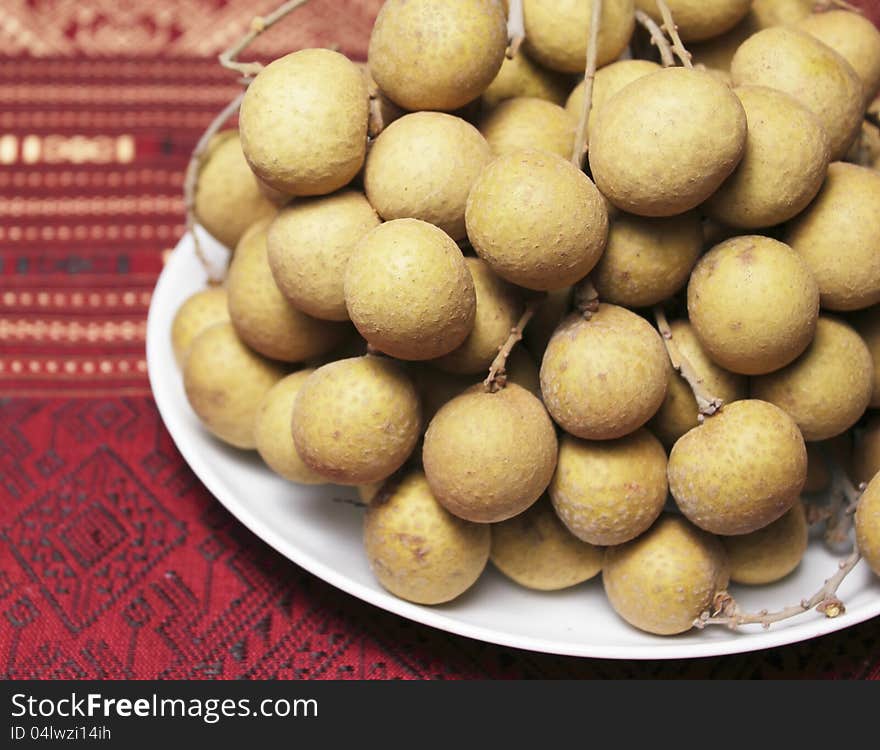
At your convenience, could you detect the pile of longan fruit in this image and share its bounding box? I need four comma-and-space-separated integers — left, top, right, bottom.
171, 0, 880, 636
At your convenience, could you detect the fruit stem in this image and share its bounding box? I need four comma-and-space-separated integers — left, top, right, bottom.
483, 298, 542, 393
656, 1, 693, 69
824, 457, 864, 549
506, 0, 526, 59
574, 277, 600, 319
183, 91, 246, 286
652, 307, 724, 419
570, 0, 603, 168
634, 10, 675, 67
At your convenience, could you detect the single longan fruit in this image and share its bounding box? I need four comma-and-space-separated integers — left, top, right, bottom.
344, 219, 476, 361
171, 287, 230, 367
183, 322, 285, 449
239, 49, 368, 196
797, 10, 880, 103
856, 472, 880, 577
603, 516, 729, 636
668, 399, 807, 535
479, 97, 575, 159
549, 428, 667, 546
687, 235, 820, 375
490, 497, 602, 591
751, 317, 874, 442
723, 501, 808, 585
703, 86, 830, 229
292, 356, 421, 485
589, 68, 747, 217
540, 305, 670, 440
482, 51, 571, 109
194, 131, 281, 249
650, 320, 747, 449
267, 191, 380, 321
523, 0, 635, 74
227, 220, 350, 362
524, 286, 573, 360
254, 370, 325, 485
433, 258, 523, 374
364, 112, 491, 240
749, 0, 813, 29
368, 0, 507, 111
591, 211, 702, 308
784, 163, 880, 312
730, 27, 863, 159
364, 471, 490, 604
423, 384, 558, 523
634, 0, 751, 42
466, 149, 608, 290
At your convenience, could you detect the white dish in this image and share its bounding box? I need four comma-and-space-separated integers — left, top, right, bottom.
146, 229, 880, 660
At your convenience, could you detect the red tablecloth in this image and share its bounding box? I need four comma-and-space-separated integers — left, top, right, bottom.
2, 0, 880, 680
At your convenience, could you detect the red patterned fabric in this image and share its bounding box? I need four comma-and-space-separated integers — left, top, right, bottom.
2, 0, 880, 680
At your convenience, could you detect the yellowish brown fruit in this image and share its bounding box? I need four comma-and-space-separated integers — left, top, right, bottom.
482, 50, 572, 109
634, 0, 751, 42
171, 287, 230, 367
855, 472, 880, 577
479, 97, 575, 159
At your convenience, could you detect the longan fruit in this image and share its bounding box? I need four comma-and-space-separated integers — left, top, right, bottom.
254, 370, 325, 485
853, 416, 880, 487
482, 50, 571, 109
368, 0, 507, 111
490, 497, 602, 591
227, 220, 350, 362
194, 131, 280, 249
183, 322, 285, 449
730, 27, 863, 159
523, 0, 635, 74
539, 305, 670, 440
344, 219, 476, 360
364, 470, 490, 604
749, 0, 813, 29
433, 258, 523, 374
591, 211, 702, 308
784, 163, 880, 312
687, 235, 820, 375
649, 320, 747, 449
364, 112, 491, 240
465, 149, 608, 290
589, 68, 747, 217
723, 502, 808, 585
422, 383, 558, 523
549, 428, 667, 546
291, 355, 421, 485
524, 286, 573, 360
634, 0, 751, 42
171, 287, 230, 367
703, 86, 830, 229
668, 399, 807, 535
603, 516, 729, 636
751, 317, 874, 442
239, 49, 368, 196
267, 191, 380, 321
479, 97, 575, 159
797, 10, 880, 103
856, 472, 880, 577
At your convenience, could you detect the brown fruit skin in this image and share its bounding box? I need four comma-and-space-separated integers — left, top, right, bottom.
239, 49, 368, 196
649, 320, 748, 449
603, 516, 730, 636
465, 149, 608, 291
368, 0, 507, 111
591, 212, 702, 308
730, 27, 863, 160
364, 471, 490, 605
687, 235, 820, 376
482, 51, 572, 109
523, 0, 635, 74
364, 112, 491, 240
183, 322, 285, 450
539, 305, 670, 440
422, 384, 558, 523
634, 0, 751, 42
479, 97, 575, 160
549, 428, 668, 546
703, 86, 830, 230
668, 399, 807, 536
723, 501, 808, 585
267, 191, 380, 321
490, 497, 602, 591
856, 472, 880, 577
171, 287, 230, 367
344, 219, 477, 361
589, 68, 747, 217
784, 163, 880, 312
751, 316, 874, 442
227, 220, 350, 362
